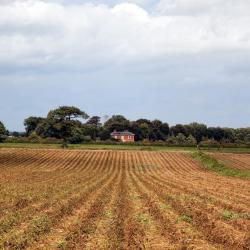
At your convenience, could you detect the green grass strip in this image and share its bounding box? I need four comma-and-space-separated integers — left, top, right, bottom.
1, 142, 250, 153
192, 151, 250, 179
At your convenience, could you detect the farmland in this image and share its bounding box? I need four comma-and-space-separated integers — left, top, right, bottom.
0, 148, 249, 249
209, 153, 250, 171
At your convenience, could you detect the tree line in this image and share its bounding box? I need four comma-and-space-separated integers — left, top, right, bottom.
1, 105, 250, 146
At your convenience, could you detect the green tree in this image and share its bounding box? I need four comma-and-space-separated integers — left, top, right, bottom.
161, 122, 170, 137
24, 116, 44, 136
104, 115, 130, 132
176, 133, 186, 145
166, 135, 176, 145
151, 119, 169, 140
86, 116, 101, 126
86, 116, 101, 140
47, 106, 88, 121
207, 127, 225, 142
170, 124, 188, 136
67, 125, 85, 144
235, 128, 250, 144
0, 121, 7, 142
186, 135, 197, 146
98, 127, 111, 140
130, 121, 141, 141
36, 106, 89, 145
188, 123, 207, 144
131, 119, 152, 141
139, 123, 150, 140
83, 124, 98, 140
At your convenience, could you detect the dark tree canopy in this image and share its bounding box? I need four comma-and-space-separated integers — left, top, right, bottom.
8, 105, 250, 145
188, 123, 207, 143
98, 127, 111, 140
35, 106, 89, 143
170, 124, 188, 136
151, 120, 169, 141
130, 119, 169, 141
207, 127, 225, 141
135, 119, 151, 126
47, 106, 89, 121
104, 115, 130, 132
139, 123, 150, 139
0, 121, 6, 142
24, 116, 45, 136
86, 116, 101, 127
0, 121, 6, 135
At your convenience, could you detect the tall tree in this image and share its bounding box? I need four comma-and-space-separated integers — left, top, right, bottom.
86, 116, 101, 126
24, 116, 44, 136
98, 127, 111, 140
188, 122, 207, 144
37, 106, 89, 144
0, 121, 6, 142
47, 106, 89, 121
170, 124, 188, 136
161, 122, 170, 137
151, 119, 169, 140
86, 116, 101, 139
104, 115, 130, 132
207, 127, 225, 142
139, 123, 150, 140
130, 119, 152, 141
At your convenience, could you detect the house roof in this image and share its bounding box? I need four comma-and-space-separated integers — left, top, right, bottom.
111, 130, 135, 136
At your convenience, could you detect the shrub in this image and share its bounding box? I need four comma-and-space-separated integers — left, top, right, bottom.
83, 135, 92, 142
199, 139, 220, 148
0, 135, 7, 143
186, 135, 197, 146
28, 132, 41, 143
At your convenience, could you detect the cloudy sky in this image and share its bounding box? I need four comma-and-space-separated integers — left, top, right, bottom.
1, 0, 250, 131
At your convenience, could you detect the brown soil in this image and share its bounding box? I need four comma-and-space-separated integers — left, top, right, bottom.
209, 152, 250, 170
0, 148, 249, 249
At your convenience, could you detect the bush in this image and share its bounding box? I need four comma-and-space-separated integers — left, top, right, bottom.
186, 135, 197, 146
67, 135, 84, 144
199, 139, 220, 148
141, 139, 151, 146
5, 136, 62, 144
28, 132, 41, 143
0, 135, 7, 143
176, 133, 186, 144
83, 135, 92, 143
166, 136, 176, 145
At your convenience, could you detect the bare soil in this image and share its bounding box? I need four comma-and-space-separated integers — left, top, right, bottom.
0, 148, 249, 249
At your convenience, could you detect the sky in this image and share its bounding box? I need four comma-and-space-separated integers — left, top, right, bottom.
0, 0, 250, 131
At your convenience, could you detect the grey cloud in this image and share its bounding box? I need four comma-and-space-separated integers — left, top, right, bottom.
0, 0, 249, 74
0, 0, 250, 131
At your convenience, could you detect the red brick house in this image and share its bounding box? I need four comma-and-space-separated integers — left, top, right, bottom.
111, 130, 135, 142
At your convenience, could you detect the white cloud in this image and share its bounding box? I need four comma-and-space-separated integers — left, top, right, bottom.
156, 0, 250, 16
0, 0, 250, 71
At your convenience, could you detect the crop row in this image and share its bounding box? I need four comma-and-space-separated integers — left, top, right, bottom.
0, 149, 249, 249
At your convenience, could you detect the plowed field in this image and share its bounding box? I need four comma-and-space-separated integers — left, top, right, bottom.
0, 148, 249, 250
209, 153, 250, 170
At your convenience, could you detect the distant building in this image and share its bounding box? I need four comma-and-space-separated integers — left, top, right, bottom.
111, 130, 135, 142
